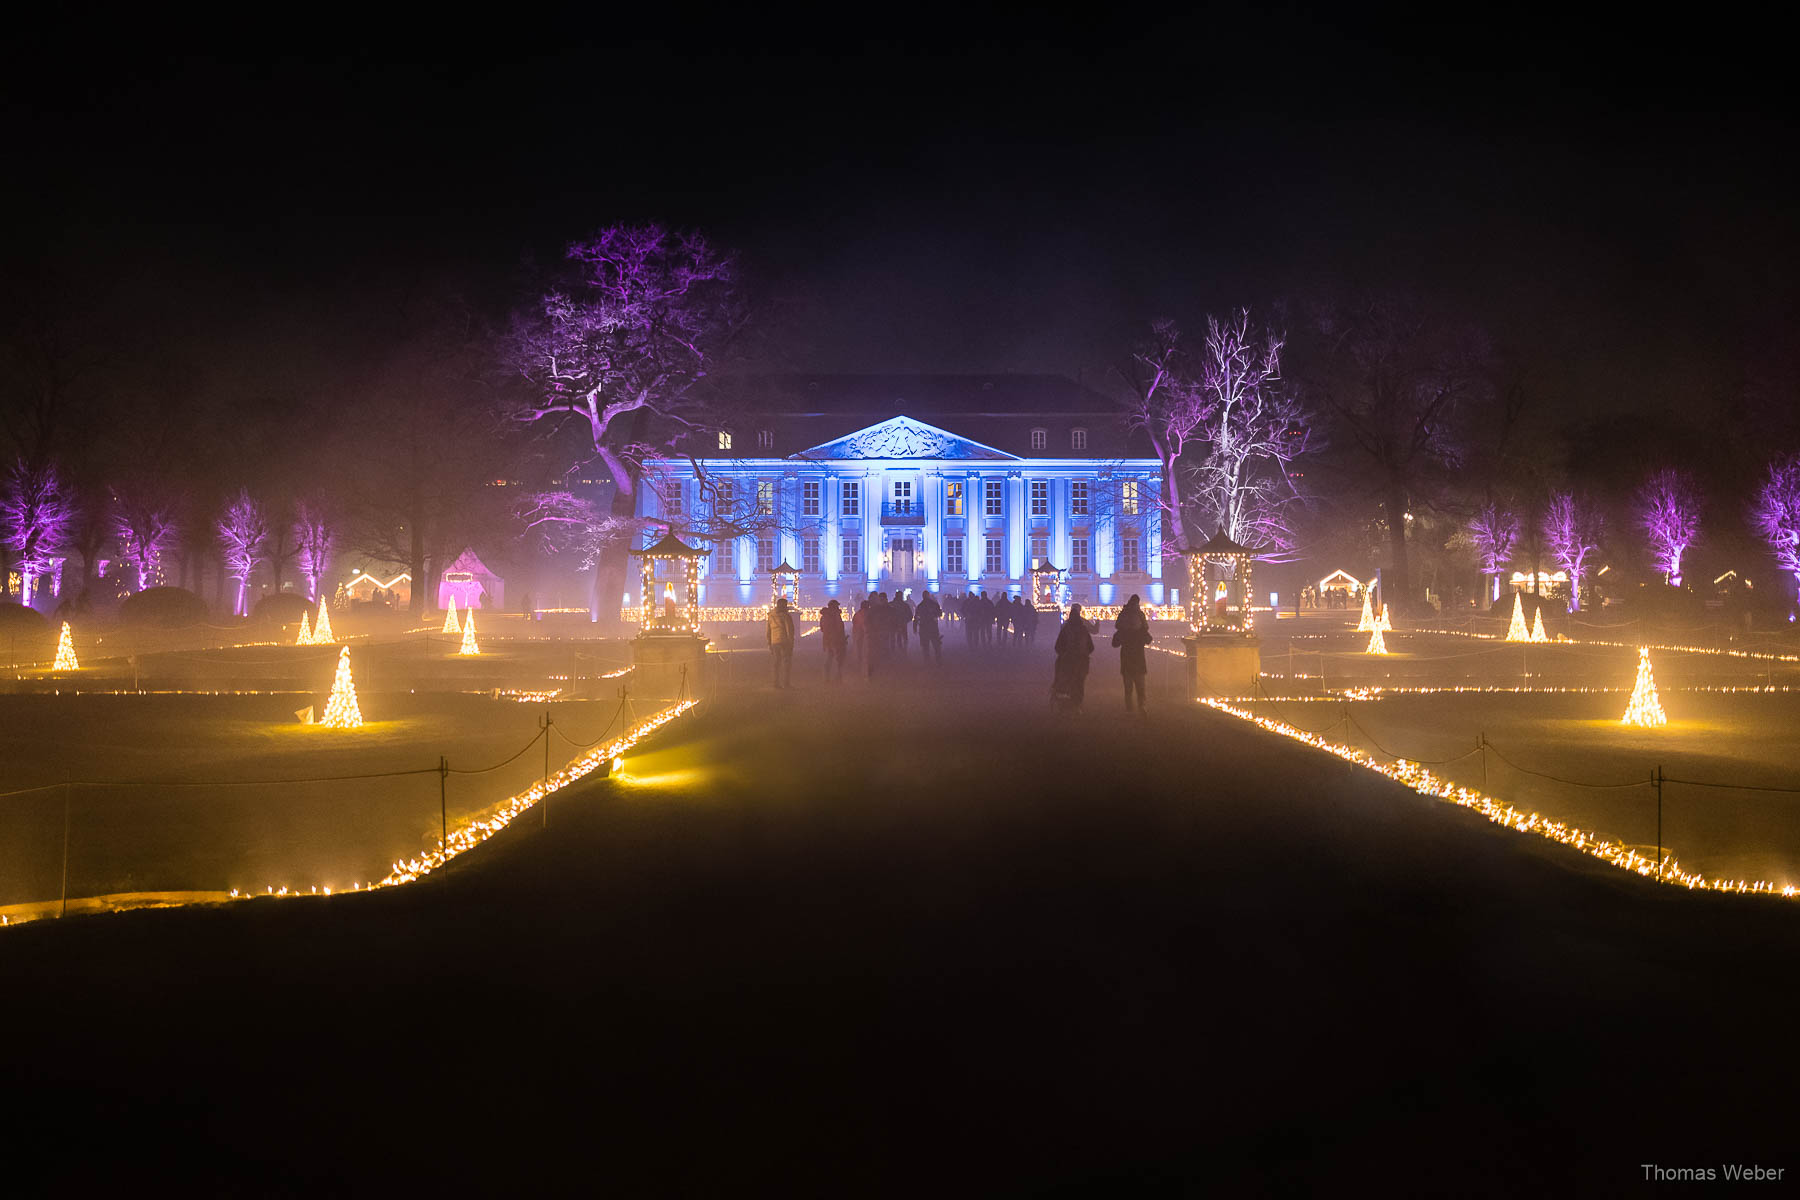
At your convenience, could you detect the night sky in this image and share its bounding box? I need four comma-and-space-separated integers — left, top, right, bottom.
5, 12, 1795, 417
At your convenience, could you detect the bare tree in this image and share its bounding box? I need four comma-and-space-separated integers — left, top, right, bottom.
1120, 318, 1209, 555
1637, 469, 1702, 586
217, 489, 269, 616
1, 458, 77, 608
1751, 454, 1800, 590
1467, 503, 1519, 604
112, 479, 182, 590
1542, 490, 1604, 611
293, 498, 337, 601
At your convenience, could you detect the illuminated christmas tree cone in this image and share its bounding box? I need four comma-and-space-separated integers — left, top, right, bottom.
458, 608, 480, 655
1621, 647, 1667, 728
295, 611, 313, 646
312, 597, 335, 644
1377, 604, 1393, 632
53, 621, 80, 671
1530, 607, 1549, 643
1365, 624, 1388, 655
442, 595, 460, 634
1505, 593, 1531, 641
320, 646, 363, 729
1356, 592, 1376, 631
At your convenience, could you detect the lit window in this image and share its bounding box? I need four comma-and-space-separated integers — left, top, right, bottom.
841, 479, 860, 516
1121, 480, 1139, 516
946, 537, 965, 574
802, 536, 820, 573
1030, 428, 1047, 451
843, 536, 862, 574
945, 480, 963, 516
1071, 428, 1087, 451
1030, 480, 1048, 516
984, 537, 1004, 574
1071, 480, 1089, 516
802, 480, 820, 517
756, 538, 775, 573
1030, 535, 1048, 568
1121, 537, 1140, 573
1071, 537, 1090, 574
756, 480, 774, 515
892, 480, 913, 514
757, 430, 774, 450
984, 478, 1003, 516
718, 431, 733, 451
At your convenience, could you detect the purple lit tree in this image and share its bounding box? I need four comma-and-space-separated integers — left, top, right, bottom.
1637, 469, 1702, 586
1542, 490, 1604, 611
1468, 503, 1519, 603
506, 224, 740, 622
1, 458, 76, 608
111, 482, 181, 591
1122, 318, 1211, 554
217, 489, 269, 616
1751, 454, 1800, 589
292, 499, 337, 601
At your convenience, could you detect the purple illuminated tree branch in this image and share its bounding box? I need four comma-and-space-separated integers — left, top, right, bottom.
217, 489, 269, 616
1542, 491, 1603, 612
292, 499, 337, 601
1637, 469, 1701, 586
1, 458, 76, 607
1751, 454, 1800, 588
111, 484, 179, 591
1469, 503, 1519, 602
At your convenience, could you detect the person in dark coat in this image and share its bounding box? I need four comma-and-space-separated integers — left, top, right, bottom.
1111, 593, 1152, 713
820, 599, 847, 683
767, 597, 796, 689
915, 590, 943, 664
1050, 603, 1096, 712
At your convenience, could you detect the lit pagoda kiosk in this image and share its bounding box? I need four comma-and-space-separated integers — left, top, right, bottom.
770, 560, 801, 610
629, 532, 710, 702
1183, 531, 1267, 697
1030, 560, 1066, 618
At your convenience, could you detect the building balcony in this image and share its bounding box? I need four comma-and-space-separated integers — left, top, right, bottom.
879, 504, 926, 526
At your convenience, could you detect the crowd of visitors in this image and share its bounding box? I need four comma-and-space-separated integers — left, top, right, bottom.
767, 588, 1158, 713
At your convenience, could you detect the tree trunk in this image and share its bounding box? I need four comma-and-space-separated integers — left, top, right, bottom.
1385, 486, 1411, 612
408, 498, 427, 615
592, 483, 638, 632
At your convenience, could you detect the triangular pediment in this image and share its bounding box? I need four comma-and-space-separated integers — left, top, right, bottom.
796, 416, 1018, 461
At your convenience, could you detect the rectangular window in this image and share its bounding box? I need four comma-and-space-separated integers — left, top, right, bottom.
802, 536, 820, 573
1121, 537, 1140, 573
712, 479, 733, 514
718, 431, 733, 451
756, 480, 774, 516
946, 537, 964, 575
802, 480, 820, 516
1121, 480, 1139, 516
756, 538, 775, 573
985, 537, 1004, 574
715, 541, 733, 576
843, 537, 862, 575
945, 480, 963, 516
1071, 429, 1087, 451
1030, 535, 1048, 568
984, 478, 1003, 516
1030, 479, 1048, 516
663, 484, 684, 516
841, 479, 860, 516
1071, 480, 1089, 516
1071, 537, 1090, 574
893, 479, 913, 513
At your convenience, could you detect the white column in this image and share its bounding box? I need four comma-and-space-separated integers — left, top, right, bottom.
967, 471, 982, 585
1052, 475, 1069, 570
780, 471, 800, 571
1096, 474, 1117, 578
1007, 471, 1025, 587
825, 470, 841, 581
924, 469, 942, 588
865, 468, 881, 590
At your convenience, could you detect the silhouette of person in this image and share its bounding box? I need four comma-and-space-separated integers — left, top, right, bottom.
915, 590, 943, 664
767, 597, 796, 689
820, 598, 847, 683
1051, 603, 1096, 712
1112, 593, 1152, 713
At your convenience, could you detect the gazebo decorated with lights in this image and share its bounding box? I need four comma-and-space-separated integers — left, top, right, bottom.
1182, 531, 1266, 697
1030, 561, 1065, 615
630, 533, 709, 700
770, 561, 800, 609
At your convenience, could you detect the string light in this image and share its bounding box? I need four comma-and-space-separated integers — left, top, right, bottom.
295, 611, 313, 646
442, 596, 461, 635
52, 622, 79, 671
458, 610, 480, 656
1377, 604, 1393, 633
1622, 647, 1668, 728
1365, 624, 1388, 655
1505, 593, 1531, 642
319, 646, 363, 729
1530, 607, 1549, 643
1357, 592, 1377, 632
312, 597, 335, 644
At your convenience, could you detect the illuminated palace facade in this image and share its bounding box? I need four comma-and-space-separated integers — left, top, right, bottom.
635, 375, 1165, 607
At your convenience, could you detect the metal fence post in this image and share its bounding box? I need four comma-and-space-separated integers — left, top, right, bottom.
541, 711, 553, 830
60, 779, 72, 918
439, 755, 448, 861
1654, 765, 1664, 869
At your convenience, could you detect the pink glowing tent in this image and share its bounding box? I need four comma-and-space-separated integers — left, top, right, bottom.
437, 549, 505, 612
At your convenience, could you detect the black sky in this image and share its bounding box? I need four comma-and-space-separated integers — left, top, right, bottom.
4, 9, 1795, 414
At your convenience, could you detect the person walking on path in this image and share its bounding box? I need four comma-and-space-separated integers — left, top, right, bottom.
767, 597, 797, 689
894, 590, 914, 654
962, 592, 979, 650
1050, 603, 1096, 712
1019, 600, 1040, 649
1112, 593, 1152, 713
820, 598, 847, 683
915, 590, 943, 664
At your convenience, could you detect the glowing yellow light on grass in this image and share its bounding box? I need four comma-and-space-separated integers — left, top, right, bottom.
1365, 624, 1388, 655
320, 646, 363, 729
1621, 647, 1668, 728
1505, 593, 1531, 642
1530, 607, 1549, 643
458, 609, 480, 655
1356, 592, 1376, 632
53, 622, 79, 670
442, 596, 460, 634
295, 611, 313, 646
312, 597, 335, 644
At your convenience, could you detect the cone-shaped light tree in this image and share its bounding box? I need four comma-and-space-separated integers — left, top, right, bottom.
53, 621, 79, 670
442, 595, 461, 634
1505, 592, 1531, 641
1621, 647, 1667, 728
312, 597, 335, 644
295, 611, 313, 646
458, 609, 480, 655
1365, 624, 1388, 655
320, 646, 363, 729
1377, 604, 1393, 632
1530, 607, 1549, 643
1356, 591, 1376, 631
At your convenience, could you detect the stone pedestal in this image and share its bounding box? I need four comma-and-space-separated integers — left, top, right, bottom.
1182, 634, 1261, 698
630, 633, 710, 702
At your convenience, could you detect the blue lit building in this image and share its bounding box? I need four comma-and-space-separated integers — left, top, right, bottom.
635, 375, 1164, 606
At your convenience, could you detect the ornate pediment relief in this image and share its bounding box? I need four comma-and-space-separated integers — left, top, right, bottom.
798, 416, 1017, 460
